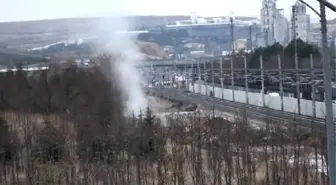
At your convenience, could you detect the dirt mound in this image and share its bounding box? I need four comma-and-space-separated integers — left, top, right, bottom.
167, 99, 197, 112
136, 41, 167, 59
147, 95, 198, 113
181, 104, 197, 111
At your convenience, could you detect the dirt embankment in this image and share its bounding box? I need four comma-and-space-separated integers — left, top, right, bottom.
136, 41, 168, 59
147, 95, 197, 113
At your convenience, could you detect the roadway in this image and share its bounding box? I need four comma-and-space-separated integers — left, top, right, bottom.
147, 87, 326, 129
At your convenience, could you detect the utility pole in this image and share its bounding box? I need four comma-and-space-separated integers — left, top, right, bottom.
278, 55, 284, 111
297, 1, 336, 185
211, 60, 215, 97
220, 57, 224, 99
260, 55, 265, 106
249, 25, 253, 51
244, 56, 249, 104
317, 0, 336, 11
204, 60, 208, 96
292, 5, 301, 114
310, 54, 316, 118
184, 64, 187, 89
191, 60, 195, 92
320, 1, 335, 185
265, 28, 269, 47
197, 59, 201, 81
230, 17, 235, 52
230, 17, 235, 101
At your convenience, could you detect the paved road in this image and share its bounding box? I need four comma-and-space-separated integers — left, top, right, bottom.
147, 87, 326, 129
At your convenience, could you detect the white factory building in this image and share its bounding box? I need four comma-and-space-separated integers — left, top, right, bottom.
260, 0, 289, 46
273, 9, 289, 45
289, 0, 311, 42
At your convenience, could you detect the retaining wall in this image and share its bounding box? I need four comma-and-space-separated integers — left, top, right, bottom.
189, 83, 336, 119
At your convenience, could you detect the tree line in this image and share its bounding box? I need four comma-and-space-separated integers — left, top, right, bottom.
0, 56, 122, 115
248, 39, 321, 69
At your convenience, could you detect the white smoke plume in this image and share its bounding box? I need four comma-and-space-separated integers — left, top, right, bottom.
93, 17, 147, 115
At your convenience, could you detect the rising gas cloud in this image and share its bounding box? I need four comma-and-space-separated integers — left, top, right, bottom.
93, 17, 147, 115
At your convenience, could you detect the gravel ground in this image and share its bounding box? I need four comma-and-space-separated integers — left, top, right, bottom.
147, 95, 178, 113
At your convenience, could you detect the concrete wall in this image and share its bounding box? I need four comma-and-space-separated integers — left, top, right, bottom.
189, 82, 335, 119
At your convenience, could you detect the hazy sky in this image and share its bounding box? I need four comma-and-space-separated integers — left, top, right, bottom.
1, 0, 335, 22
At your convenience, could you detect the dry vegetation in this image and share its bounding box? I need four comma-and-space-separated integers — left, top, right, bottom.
0, 56, 330, 185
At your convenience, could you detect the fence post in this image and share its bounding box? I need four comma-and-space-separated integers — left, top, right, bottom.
211, 59, 215, 97
204, 60, 208, 96
197, 59, 201, 93
191, 60, 195, 93
295, 45, 301, 115
197, 59, 201, 81
184, 64, 187, 89
220, 56, 224, 99
310, 54, 316, 118
231, 55, 235, 101
260, 55, 265, 106
244, 56, 249, 104
278, 55, 284, 111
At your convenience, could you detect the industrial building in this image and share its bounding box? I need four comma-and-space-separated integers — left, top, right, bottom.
289, 0, 311, 42
158, 13, 260, 51
260, 0, 290, 46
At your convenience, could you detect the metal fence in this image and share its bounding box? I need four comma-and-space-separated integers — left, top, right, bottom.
172, 54, 336, 119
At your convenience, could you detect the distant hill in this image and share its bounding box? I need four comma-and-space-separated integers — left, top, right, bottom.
0, 50, 45, 67
27, 40, 168, 59
0, 40, 167, 66
0, 16, 189, 35
328, 18, 336, 24
0, 15, 258, 35
0, 16, 191, 51
0, 15, 259, 51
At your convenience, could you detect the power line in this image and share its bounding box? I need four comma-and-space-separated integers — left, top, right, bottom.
230, 16, 235, 101
230, 17, 235, 52
249, 26, 253, 50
